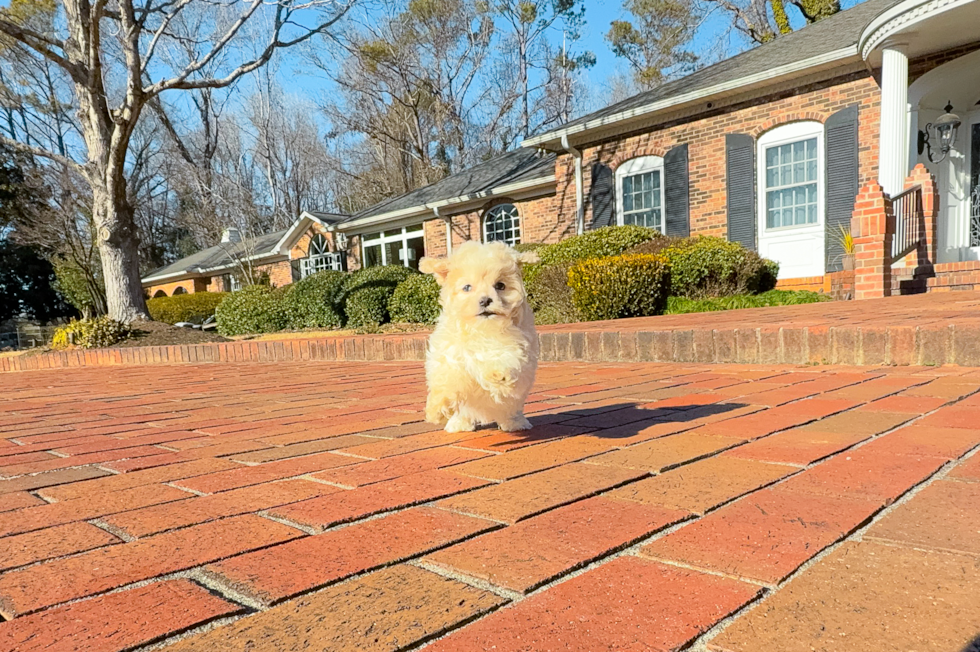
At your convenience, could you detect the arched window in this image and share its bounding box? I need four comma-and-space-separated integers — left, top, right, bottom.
152, 290, 167, 298
173, 287, 187, 295
483, 204, 521, 245
616, 156, 664, 232
301, 233, 343, 277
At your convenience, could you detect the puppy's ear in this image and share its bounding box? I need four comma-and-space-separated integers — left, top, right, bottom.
419, 257, 450, 284
515, 251, 540, 265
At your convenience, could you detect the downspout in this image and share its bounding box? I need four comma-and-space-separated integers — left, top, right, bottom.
433, 206, 451, 255
560, 135, 585, 235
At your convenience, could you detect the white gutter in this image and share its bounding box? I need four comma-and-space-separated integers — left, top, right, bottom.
523, 46, 860, 149
433, 205, 452, 255
336, 175, 555, 232
561, 136, 585, 235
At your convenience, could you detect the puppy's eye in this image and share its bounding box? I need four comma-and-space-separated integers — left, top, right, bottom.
462, 284, 472, 292
494, 282, 505, 291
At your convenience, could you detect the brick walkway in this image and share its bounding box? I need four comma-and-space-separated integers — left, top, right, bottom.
1, 361, 979, 651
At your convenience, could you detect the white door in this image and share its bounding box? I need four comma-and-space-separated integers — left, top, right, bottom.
757, 122, 826, 279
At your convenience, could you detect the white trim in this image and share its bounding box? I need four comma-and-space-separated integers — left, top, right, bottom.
141, 253, 287, 285
757, 122, 826, 278
615, 156, 665, 231
360, 224, 426, 268
859, 0, 977, 60
336, 176, 555, 232
521, 47, 858, 149
483, 203, 522, 245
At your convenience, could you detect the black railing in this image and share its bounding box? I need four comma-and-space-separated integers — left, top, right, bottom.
891, 184, 925, 262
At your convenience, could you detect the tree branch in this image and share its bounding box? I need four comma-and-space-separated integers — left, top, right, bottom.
0, 134, 85, 174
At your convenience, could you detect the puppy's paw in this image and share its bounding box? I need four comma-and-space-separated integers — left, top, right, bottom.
498, 415, 532, 432
445, 413, 476, 433
483, 368, 518, 400
425, 394, 453, 425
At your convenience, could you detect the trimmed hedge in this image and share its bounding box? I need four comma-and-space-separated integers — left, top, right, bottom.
388, 274, 441, 324
51, 317, 131, 349
524, 225, 661, 286
527, 261, 580, 325
568, 254, 671, 322
282, 271, 346, 329
215, 285, 288, 336
147, 292, 228, 325
632, 236, 779, 298
342, 265, 417, 328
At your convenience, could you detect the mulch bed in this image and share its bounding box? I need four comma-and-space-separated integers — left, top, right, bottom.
118, 321, 229, 347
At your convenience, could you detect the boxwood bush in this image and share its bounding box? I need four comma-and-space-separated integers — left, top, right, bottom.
51, 317, 132, 349
215, 285, 288, 335
568, 254, 671, 322
147, 292, 228, 325
342, 265, 416, 328
631, 236, 779, 298
524, 225, 662, 287
282, 270, 346, 329
388, 274, 441, 324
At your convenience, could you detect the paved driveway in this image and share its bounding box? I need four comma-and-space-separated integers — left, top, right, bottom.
1, 361, 979, 651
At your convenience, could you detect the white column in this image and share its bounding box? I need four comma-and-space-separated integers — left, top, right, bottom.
878, 42, 910, 196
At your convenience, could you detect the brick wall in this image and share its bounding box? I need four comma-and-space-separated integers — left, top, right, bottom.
556, 73, 883, 240
146, 279, 203, 297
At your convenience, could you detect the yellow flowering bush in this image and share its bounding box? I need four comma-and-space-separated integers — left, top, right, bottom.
51, 317, 132, 349
568, 253, 671, 322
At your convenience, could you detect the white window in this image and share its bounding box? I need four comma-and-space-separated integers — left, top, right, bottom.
300, 234, 343, 277
360, 225, 425, 270
616, 156, 665, 232
758, 122, 824, 231
483, 204, 521, 245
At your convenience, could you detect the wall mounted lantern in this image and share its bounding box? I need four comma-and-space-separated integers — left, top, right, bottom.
918, 102, 961, 163
334, 231, 349, 251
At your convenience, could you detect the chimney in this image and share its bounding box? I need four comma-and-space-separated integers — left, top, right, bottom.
221, 227, 242, 243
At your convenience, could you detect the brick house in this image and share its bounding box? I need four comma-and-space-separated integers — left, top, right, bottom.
146, 0, 980, 297
141, 213, 345, 297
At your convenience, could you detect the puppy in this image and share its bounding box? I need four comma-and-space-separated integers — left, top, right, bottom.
419, 241, 539, 432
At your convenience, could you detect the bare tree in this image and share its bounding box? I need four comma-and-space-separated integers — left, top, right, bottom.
0, 0, 355, 322
701, 0, 839, 45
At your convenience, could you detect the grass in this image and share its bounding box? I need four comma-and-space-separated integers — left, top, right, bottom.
665, 290, 831, 315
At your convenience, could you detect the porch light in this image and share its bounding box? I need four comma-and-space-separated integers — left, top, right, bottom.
918, 102, 961, 163
335, 232, 349, 251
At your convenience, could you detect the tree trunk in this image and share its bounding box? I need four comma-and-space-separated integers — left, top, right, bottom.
92, 186, 150, 322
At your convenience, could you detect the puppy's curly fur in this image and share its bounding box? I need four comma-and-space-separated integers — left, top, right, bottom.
420, 241, 539, 432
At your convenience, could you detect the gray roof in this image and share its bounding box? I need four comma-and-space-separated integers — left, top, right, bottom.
307, 211, 348, 223
143, 229, 288, 282
530, 0, 903, 143
349, 148, 557, 221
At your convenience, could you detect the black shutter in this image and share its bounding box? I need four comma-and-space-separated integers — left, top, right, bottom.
290, 260, 301, 283
664, 144, 690, 237
589, 162, 614, 229
726, 134, 756, 250
825, 104, 860, 272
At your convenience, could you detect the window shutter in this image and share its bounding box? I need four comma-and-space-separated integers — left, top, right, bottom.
726, 134, 756, 250
825, 104, 860, 272
589, 162, 614, 229
664, 144, 690, 237
290, 260, 301, 283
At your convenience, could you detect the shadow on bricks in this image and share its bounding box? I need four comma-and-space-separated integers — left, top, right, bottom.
525, 402, 749, 440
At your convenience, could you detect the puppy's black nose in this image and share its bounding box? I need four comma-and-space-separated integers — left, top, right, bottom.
479, 296, 492, 308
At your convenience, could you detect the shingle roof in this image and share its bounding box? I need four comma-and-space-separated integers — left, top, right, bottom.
348, 148, 557, 222
527, 0, 904, 145
142, 229, 289, 282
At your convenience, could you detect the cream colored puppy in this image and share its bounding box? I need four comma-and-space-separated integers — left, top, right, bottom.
420, 241, 539, 433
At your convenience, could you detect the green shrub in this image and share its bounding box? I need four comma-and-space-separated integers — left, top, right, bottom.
388, 274, 441, 324
147, 292, 228, 325
342, 265, 416, 328
51, 317, 131, 349
527, 261, 581, 325
568, 254, 671, 322
513, 242, 546, 254
282, 271, 347, 329
666, 290, 830, 314
657, 236, 779, 298
524, 225, 662, 286
215, 285, 288, 335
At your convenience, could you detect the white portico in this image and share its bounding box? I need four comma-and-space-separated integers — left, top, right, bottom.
860, 0, 980, 262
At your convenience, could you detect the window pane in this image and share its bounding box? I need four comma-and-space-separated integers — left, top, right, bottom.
405, 236, 425, 269
484, 204, 521, 245
363, 244, 382, 267
764, 137, 819, 230
363, 232, 381, 242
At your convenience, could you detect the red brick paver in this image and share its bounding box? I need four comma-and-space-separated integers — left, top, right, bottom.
1, 360, 979, 650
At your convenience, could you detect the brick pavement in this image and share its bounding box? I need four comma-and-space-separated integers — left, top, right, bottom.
1, 361, 979, 651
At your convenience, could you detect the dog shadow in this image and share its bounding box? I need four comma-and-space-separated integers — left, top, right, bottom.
477, 401, 749, 448
962, 635, 980, 652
